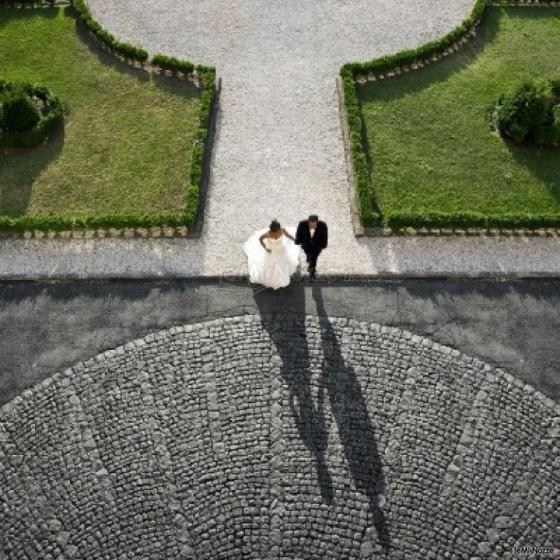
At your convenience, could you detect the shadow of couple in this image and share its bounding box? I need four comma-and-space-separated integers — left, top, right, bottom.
254, 283, 390, 554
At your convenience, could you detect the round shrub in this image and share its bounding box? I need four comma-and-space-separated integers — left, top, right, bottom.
0, 81, 64, 149
492, 78, 559, 147
1, 90, 41, 133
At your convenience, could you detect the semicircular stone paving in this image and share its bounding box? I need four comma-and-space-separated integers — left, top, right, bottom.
0, 315, 558, 559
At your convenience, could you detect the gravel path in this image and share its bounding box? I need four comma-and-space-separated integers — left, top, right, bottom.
2, 235, 560, 278
5, 0, 558, 279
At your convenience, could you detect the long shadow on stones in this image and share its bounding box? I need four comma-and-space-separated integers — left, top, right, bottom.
254, 283, 334, 505
311, 285, 390, 553
254, 283, 390, 553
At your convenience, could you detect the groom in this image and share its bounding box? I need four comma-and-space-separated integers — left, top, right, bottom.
295, 214, 328, 280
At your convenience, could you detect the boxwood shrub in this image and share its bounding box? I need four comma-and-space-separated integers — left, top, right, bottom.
492, 77, 560, 147
152, 54, 194, 75
184, 65, 216, 226
385, 210, 560, 231
2, 90, 41, 132
344, 0, 486, 79
340, 66, 381, 228
0, 212, 187, 233
0, 80, 64, 149
0, 0, 55, 4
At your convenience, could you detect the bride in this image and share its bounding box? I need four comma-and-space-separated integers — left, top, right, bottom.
243, 219, 301, 290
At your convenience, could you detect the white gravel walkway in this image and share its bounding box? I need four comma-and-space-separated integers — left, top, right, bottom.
3, 0, 560, 279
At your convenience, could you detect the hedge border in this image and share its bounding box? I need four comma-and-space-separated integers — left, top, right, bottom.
0, 0, 217, 235
340, 0, 560, 234
0, 0, 58, 5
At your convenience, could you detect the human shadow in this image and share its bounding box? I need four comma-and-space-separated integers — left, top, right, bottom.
254, 283, 335, 504
254, 283, 390, 553
311, 284, 391, 553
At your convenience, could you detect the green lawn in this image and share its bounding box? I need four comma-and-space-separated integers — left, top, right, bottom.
358, 6, 560, 218
0, 7, 200, 217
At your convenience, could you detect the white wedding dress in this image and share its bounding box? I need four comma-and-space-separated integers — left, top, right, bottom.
243, 227, 301, 290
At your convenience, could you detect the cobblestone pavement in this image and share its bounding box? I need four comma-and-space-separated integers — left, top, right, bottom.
10, 0, 560, 279
1, 314, 557, 559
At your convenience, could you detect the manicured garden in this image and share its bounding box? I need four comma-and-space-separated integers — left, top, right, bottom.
0, 6, 206, 229
349, 5, 560, 230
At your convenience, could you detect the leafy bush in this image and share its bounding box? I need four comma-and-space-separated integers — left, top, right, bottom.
1, 89, 41, 132
492, 78, 559, 146
0, 80, 64, 149
184, 65, 217, 225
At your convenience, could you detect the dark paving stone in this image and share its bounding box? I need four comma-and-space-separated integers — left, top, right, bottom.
0, 279, 559, 405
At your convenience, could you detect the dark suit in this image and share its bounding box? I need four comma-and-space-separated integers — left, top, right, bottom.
295, 220, 328, 275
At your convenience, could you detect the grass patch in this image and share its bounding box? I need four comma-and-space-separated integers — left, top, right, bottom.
0, 7, 200, 218
358, 6, 560, 220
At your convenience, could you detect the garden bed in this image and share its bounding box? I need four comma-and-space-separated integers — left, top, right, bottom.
341, 1, 560, 233
0, 3, 216, 234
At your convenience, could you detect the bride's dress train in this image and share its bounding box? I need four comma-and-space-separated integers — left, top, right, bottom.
243, 227, 300, 290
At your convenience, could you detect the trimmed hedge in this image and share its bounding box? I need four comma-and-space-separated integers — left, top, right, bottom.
71, 0, 148, 63
385, 210, 560, 231
0, 212, 187, 233
184, 65, 216, 225
151, 54, 194, 75
340, 67, 381, 227
340, 0, 560, 231
0, 81, 64, 149
0, 0, 55, 4
0, 1, 217, 233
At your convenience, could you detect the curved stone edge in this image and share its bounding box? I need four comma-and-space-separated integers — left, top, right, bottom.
2, 314, 558, 419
